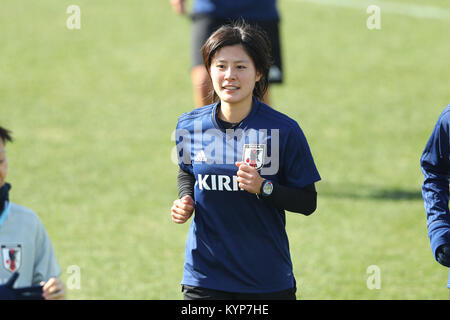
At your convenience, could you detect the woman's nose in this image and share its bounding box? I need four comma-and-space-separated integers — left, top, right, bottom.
224, 67, 235, 80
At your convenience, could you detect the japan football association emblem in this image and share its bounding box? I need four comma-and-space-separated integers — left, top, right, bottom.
242, 144, 265, 170
1, 244, 22, 272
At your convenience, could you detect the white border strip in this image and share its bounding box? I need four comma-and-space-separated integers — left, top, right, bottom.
290, 0, 450, 20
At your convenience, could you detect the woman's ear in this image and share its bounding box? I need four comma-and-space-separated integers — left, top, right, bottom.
255, 70, 262, 82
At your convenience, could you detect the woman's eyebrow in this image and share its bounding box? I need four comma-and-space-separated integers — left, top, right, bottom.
214, 58, 250, 63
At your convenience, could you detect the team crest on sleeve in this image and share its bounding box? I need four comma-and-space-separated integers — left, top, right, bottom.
1, 244, 22, 272
242, 144, 266, 170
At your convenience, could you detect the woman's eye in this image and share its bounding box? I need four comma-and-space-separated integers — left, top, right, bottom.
237, 65, 246, 69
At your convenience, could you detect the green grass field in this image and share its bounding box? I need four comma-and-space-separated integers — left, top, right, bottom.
1, 0, 450, 299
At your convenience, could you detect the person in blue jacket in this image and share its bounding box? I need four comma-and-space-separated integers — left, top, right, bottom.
170, 0, 283, 107
421, 104, 450, 289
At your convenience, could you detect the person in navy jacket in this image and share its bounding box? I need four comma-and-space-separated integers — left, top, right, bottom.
421, 104, 450, 289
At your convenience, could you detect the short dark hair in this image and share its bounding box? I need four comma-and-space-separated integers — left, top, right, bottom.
201, 20, 272, 103
0, 126, 13, 144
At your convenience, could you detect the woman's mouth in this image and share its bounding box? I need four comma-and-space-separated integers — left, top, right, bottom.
223, 85, 240, 91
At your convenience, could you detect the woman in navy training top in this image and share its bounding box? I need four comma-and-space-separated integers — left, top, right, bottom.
172, 21, 321, 300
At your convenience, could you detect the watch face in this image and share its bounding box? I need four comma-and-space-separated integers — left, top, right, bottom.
263, 181, 273, 195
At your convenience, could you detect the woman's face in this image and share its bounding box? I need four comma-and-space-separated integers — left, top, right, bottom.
209, 44, 261, 107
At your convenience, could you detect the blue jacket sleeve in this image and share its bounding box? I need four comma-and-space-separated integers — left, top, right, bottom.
421, 107, 450, 260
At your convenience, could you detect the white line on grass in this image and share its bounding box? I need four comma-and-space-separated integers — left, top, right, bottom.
290, 0, 450, 21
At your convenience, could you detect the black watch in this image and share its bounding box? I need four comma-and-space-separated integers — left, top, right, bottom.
260, 180, 274, 197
